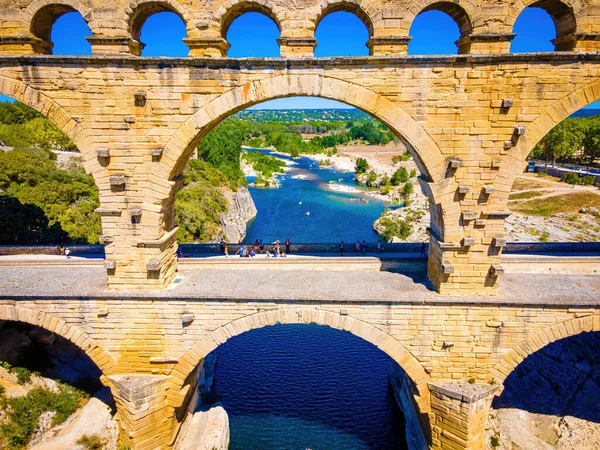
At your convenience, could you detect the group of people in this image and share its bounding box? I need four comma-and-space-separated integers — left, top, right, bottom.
218, 237, 292, 258
338, 239, 384, 256
57, 245, 71, 258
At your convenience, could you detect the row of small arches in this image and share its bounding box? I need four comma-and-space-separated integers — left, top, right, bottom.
47, 7, 562, 57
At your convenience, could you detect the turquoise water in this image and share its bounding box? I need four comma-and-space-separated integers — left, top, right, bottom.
211, 324, 408, 450
243, 149, 390, 244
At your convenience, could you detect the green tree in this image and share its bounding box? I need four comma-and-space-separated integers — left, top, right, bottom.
355, 157, 369, 175
391, 167, 408, 186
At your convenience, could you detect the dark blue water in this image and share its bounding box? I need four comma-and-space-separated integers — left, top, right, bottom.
211, 324, 408, 450
243, 149, 389, 244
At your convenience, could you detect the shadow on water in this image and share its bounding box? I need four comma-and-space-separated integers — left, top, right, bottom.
209, 324, 409, 450
493, 331, 600, 423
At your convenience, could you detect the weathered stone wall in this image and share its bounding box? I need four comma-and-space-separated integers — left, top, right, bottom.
0, 55, 598, 294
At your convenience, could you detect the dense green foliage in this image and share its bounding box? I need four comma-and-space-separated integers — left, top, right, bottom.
0, 384, 85, 449
0, 102, 75, 151
242, 151, 286, 178
175, 159, 230, 243
197, 121, 247, 187
530, 116, 600, 165
0, 149, 101, 244
561, 172, 596, 185
378, 216, 413, 241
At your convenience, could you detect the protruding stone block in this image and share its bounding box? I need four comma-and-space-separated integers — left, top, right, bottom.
482, 185, 495, 195
504, 140, 514, 150
134, 91, 146, 101
492, 237, 507, 248
105, 260, 116, 270
147, 259, 162, 272
458, 185, 470, 194
96, 308, 109, 317
490, 264, 505, 277
130, 208, 142, 218
96, 147, 110, 159
442, 341, 454, 349
462, 211, 479, 221
182, 314, 194, 326
515, 125, 526, 136
474, 219, 485, 227
462, 237, 476, 247
441, 263, 454, 275
491, 160, 502, 169
109, 175, 125, 187
124, 116, 136, 124
501, 98, 514, 108
449, 159, 461, 169
151, 148, 164, 160
486, 210, 511, 219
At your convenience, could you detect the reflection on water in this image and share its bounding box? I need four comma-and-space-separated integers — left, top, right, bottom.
243, 149, 390, 244
211, 324, 408, 450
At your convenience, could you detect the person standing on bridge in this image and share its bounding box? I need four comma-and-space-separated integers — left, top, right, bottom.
361, 240, 367, 255
285, 237, 291, 255
259, 239, 264, 253
339, 240, 345, 256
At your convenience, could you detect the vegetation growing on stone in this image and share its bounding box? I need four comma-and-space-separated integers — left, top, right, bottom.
0, 384, 85, 449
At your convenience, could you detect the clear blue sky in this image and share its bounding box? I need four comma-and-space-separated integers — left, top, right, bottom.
2, 8, 598, 109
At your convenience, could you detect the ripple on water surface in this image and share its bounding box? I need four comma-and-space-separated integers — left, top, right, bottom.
211, 324, 407, 450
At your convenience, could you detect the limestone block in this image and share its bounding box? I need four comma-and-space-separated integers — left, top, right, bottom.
492, 238, 507, 248
458, 185, 470, 194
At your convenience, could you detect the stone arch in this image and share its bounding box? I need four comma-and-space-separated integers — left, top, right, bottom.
410, 1, 475, 38
217, 0, 282, 39
24, 0, 93, 44
0, 74, 100, 176
164, 73, 445, 183
314, 0, 376, 37
0, 304, 117, 376
489, 315, 599, 384
508, 0, 578, 49
499, 77, 600, 184
168, 307, 432, 414
126, 0, 190, 42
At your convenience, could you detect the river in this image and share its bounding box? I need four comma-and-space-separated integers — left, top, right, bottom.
211, 324, 408, 450
242, 148, 390, 244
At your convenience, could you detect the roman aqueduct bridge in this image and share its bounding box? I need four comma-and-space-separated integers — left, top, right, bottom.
0, 0, 600, 448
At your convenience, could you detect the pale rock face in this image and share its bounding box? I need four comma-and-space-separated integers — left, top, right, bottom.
175, 405, 230, 450
29, 391, 119, 450
220, 187, 257, 243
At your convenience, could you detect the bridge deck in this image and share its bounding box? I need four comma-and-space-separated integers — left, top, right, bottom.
0, 265, 598, 306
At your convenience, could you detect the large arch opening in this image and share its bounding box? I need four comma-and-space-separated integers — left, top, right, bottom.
510, 0, 577, 52
0, 307, 117, 449
129, 2, 188, 56
505, 99, 600, 243
170, 309, 431, 449
408, 2, 472, 55
29, 4, 92, 55
168, 87, 444, 253
488, 330, 600, 448
0, 93, 101, 246
314, 8, 372, 56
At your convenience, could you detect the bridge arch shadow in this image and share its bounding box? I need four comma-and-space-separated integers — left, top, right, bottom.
168, 307, 432, 441
0, 304, 117, 378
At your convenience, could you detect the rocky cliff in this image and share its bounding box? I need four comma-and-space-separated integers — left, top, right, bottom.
219, 187, 257, 243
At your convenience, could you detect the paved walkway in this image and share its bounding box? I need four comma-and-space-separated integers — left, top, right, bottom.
0, 266, 598, 306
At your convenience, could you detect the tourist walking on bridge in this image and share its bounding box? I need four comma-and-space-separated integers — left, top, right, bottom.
355, 241, 360, 254
285, 237, 291, 254
339, 240, 344, 256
